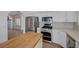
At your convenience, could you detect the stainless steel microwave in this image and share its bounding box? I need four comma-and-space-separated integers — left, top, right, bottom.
42, 17, 52, 22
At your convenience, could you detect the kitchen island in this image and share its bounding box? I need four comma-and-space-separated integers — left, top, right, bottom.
0, 32, 42, 48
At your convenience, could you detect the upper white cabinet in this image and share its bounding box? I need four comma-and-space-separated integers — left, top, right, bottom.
53, 12, 66, 22
53, 11, 77, 22
66, 11, 77, 22
77, 12, 79, 25
39, 11, 77, 22
28, 11, 77, 22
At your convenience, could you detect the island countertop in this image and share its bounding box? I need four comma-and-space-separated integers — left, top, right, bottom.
0, 32, 42, 48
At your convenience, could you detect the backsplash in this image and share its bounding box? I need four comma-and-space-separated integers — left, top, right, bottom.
74, 22, 79, 30
53, 22, 74, 29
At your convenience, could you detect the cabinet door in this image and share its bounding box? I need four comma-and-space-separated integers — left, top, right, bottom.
75, 41, 79, 48
66, 11, 77, 22
39, 11, 66, 22
53, 12, 66, 22
77, 12, 79, 25
52, 30, 60, 43
52, 30, 66, 47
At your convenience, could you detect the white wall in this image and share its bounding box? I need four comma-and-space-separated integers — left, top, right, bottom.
0, 11, 26, 43
20, 14, 25, 33
0, 11, 9, 43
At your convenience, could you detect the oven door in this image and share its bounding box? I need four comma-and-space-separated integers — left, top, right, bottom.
41, 31, 51, 41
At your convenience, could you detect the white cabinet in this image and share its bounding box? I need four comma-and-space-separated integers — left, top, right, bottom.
52, 30, 66, 47
77, 12, 79, 25
75, 41, 79, 48
35, 37, 42, 48
43, 11, 77, 22
40, 11, 77, 22
53, 12, 66, 22
66, 11, 77, 22
50, 11, 77, 22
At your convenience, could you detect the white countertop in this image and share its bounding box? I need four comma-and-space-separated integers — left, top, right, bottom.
53, 29, 79, 43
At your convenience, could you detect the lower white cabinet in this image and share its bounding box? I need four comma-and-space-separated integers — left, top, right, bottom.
66, 34, 75, 48
52, 30, 66, 47
75, 41, 79, 48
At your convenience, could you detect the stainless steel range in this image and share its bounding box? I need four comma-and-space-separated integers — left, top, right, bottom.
41, 17, 53, 41
41, 24, 52, 32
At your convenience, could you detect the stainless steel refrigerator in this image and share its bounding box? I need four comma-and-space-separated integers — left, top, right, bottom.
25, 16, 39, 32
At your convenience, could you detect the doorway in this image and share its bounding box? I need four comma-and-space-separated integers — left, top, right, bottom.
7, 11, 23, 39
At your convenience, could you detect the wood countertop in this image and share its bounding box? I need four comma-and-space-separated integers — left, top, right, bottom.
0, 32, 42, 48
65, 30, 79, 43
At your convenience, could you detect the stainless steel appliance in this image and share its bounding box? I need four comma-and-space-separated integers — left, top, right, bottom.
42, 17, 52, 22
25, 16, 39, 32
41, 17, 53, 41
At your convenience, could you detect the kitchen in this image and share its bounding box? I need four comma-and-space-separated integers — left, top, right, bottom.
0, 11, 79, 48
29, 11, 79, 48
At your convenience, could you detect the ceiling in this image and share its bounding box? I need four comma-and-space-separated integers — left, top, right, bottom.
21, 11, 44, 15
